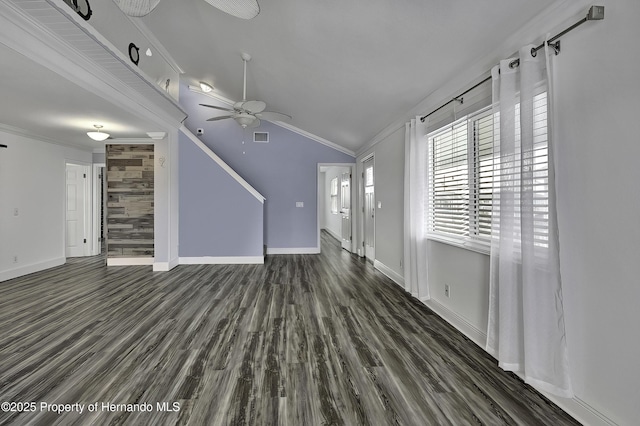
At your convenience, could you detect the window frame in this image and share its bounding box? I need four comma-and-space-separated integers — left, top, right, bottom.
330, 177, 339, 215
426, 105, 494, 254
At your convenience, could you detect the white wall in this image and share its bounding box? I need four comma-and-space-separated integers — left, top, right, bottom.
0, 131, 92, 282
553, 0, 640, 423
363, 0, 640, 424
356, 127, 405, 279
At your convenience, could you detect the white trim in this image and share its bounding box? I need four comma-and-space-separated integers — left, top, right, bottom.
107, 257, 154, 266
373, 260, 405, 287
188, 85, 355, 157
266, 247, 320, 255
152, 257, 179, 271
324, 227, 341, 242
0, 123, 93, 152
420, 297, 488, 349
180, 126, 265, 203
541, 395, 619, 426
418, 295, 616, 426
179, 256, 264, 265
126, 16, 184, 75
316, 163, 356, 254
91, 163, 104, 256
272, 121, 355, 156
0, 257, 65, 283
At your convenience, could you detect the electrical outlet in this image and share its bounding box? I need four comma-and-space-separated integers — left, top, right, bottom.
444, 284, 450, 298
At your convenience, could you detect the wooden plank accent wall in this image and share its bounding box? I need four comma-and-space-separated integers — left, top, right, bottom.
106, 144, 154, 258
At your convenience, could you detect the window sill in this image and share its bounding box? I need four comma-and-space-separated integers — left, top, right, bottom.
427, 233, 491, 256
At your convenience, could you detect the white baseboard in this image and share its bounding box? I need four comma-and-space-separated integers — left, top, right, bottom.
108, 257, 154, 266
419, 297, 618, 426
179, 256, 264, 265
373, 260, 405, 287
542, 394, 618, 426
266, 247, 320, 255
323, 228, 341, 242
0, 257, 65, 282
420, 297, 488, 349
152, 258, 179, 271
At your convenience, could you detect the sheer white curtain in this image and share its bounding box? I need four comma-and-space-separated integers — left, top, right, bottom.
403, 116, 429, 299
486, 43, 572, 397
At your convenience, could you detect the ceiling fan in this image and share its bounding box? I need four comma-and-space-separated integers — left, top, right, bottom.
200, 53, 291, 129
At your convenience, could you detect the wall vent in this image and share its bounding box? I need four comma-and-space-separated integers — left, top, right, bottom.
253, 132, 269, 143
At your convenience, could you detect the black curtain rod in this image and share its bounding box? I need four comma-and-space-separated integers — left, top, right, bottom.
420, 5, 604, 123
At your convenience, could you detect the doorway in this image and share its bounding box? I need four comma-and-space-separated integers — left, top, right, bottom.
340, 171, 352, 251
65, 162, 91, 257
317, 163, 356, 253
363, 156, 375, 262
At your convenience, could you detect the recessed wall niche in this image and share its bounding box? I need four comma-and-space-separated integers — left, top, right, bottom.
106, 144, 154, 259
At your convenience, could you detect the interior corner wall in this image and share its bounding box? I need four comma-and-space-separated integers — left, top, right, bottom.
551, 0, 640, 423
361, 0, 640, 424
180, 83, 354, 252
178, 131, 263, 257
356, 126, 405, 277
0, 131, 92, 282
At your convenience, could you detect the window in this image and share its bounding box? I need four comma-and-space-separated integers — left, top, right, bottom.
426, 92, 549, 250
330, 177, 338, 214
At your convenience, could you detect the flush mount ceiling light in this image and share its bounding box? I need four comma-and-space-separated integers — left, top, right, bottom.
113, 0, 162, 17
203, 0, 260, 19
199, 81, 214, 93
87, 125, 110, 141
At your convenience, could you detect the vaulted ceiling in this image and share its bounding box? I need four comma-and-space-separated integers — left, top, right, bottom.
0, 0, 560, 153
141, 0, 558, 153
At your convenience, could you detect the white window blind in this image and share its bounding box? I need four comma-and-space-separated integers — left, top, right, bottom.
427, 92, 549, 250
493, 91, 549, 249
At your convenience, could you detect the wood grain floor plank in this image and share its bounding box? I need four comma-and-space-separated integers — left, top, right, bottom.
0, 232, 581, 425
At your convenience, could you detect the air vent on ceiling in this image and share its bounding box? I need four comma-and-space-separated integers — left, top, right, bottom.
254, 131, 269, 143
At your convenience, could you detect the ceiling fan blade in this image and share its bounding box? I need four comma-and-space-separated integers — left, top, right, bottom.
203, 0, 260, 19
241, 100, 266, 114
200, 104, 234, 112
113, 0, 162, 17
206, 115, 235, 122
248, 118, 262, 128
256, 111, 292, 122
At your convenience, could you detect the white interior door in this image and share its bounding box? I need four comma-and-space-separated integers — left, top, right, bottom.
340, 171, 351, 251
66, 163, 89, 257
363, 159, 375, 261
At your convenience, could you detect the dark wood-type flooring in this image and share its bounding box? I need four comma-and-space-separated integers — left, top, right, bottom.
0, 232, 580, 425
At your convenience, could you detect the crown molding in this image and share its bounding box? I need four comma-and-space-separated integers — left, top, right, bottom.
188, 85, 355, 157
0, 123, 94, 152
358, 0, 588, 157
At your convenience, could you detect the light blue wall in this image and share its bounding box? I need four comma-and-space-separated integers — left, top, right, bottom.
179, 130, 264, 257
180, 83, 354, 250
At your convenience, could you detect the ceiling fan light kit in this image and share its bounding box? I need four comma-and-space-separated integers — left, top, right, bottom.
199, 53, 291, 129
87, 124, 110, 141
199, 81, 214, 93
203, 0, 260, 20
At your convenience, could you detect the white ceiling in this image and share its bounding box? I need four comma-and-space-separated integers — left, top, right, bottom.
141, 0, 557, 153
0, 43, 164, 150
